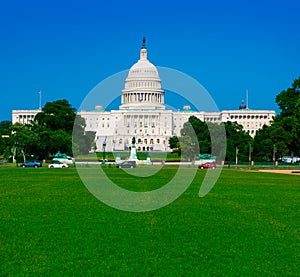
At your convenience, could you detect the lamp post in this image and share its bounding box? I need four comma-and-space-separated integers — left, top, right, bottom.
191, 142, 196, 163
102, 139, 107, 163
249, 144, 253, 169
11, 141, 18, 166
235, 147, 239, 168
273, 144, 277, 166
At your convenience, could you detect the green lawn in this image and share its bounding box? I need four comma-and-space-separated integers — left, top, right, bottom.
0, 167, 299, 276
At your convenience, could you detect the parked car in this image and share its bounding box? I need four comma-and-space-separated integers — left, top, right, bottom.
198, 162, 216, 169
48, 161, 69, 168
21, 160, 42, 168
116, 160, 136, 168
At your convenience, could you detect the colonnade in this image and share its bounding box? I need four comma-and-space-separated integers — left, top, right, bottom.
122, 92, 164, 104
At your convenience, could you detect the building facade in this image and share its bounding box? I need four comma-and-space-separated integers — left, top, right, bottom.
12, 39, 275, 152
12, 109, 41, 125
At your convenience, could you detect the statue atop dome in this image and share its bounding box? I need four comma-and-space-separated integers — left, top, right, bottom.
141, 37, 146, 49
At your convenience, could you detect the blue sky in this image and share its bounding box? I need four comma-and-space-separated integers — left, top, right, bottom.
0, 0, 299, 121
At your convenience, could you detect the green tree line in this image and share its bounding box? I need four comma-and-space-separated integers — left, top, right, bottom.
0, 99, 95, 162
169, 77, 300, 162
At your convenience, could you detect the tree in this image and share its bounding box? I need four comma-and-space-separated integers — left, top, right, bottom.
276, 77, 300, 118
48, 130, 72, 156
169, 136, 179, 150
72, 115, 96, 155
275, 77, 300, 156
0, 121, 11, 156
271, 77, 300, 157
252, 77, 300, 160
168, 136, 181, 155
180, 135, 198, 161
0, 121, 12, 135
3, 100, 96, 160
185, 116, 211, 154
8, 123, 41, 162
224, 121, 253, 162
34, 99, 76, 133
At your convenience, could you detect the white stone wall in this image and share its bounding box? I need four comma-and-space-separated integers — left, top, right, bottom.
220, 110, 275, 136
12, 107, 276, 151
12, 109, 41, 125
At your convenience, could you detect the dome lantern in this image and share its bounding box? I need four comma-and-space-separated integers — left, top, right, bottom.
140, 37, 147, 60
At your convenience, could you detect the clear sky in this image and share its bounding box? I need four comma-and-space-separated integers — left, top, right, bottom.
0, 0, 299, 121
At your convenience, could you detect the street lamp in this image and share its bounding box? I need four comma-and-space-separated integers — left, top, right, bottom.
102, 139, 107, 163
273, 144, 277, 166
235, 147, 239, 168
11, 141, 19, 166
249, 144, 253, 168
191, 142, 196, 163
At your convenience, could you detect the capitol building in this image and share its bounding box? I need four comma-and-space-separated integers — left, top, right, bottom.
12, 39, 275, 152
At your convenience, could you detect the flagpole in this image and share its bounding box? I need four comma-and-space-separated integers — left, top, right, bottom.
38, 91, 42, 109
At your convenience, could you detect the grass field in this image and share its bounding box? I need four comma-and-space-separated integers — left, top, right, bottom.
0, 167, 299, 276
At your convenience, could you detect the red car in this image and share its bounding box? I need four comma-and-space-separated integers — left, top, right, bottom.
198, 162, 216, 169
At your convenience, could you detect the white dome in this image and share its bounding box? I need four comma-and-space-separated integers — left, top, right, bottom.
127, 60, 159, 80
119, 38, 165, 111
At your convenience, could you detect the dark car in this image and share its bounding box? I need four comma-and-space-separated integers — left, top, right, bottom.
116, 160, 136, 168
198, 162, 216, 169
21, 160, 42, 168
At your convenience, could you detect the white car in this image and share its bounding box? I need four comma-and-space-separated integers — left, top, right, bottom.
48, 161, 69, 168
